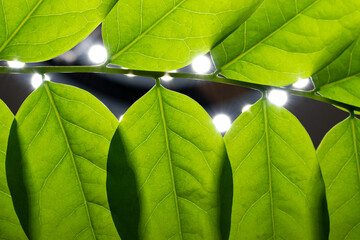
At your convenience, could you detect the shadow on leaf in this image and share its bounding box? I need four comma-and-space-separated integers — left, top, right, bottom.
5, 120, 30, 238
107, 127, 140, 240
219, 150, 233, 240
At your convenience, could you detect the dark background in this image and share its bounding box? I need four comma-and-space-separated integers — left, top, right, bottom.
0, 27, 349, 148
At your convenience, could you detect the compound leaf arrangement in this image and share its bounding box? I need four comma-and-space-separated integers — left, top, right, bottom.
0, 0, 360, 239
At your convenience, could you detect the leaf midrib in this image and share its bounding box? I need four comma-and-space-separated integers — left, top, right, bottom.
155, 82, 183, 239
221, 0, 322, 71
0, 0, 44, 54
350, 117, 360, 187
263, 100, 275, 239
319, 72, 360, 90
110, 0, 186, 61
43, 83, 96, 239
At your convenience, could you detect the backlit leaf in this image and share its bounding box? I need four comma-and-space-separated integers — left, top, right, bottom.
224, 98, 326, 239
102, 0, 264, 71
211, 0, 360, 86
0, 0, 117, 62
6, 81, 120, 239
317, 116, 360, 239
0, 99, 27, 239
313, 37, 360, 108
107, 81, 229, 239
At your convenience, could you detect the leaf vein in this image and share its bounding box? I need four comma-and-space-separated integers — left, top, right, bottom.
233, 133, 265, 175
236, 191, 268, 235
221, 0, 322, 71
167, 127, 215, 176
111, 0, 187, 60
272, 163, 306, 198
138, 151, 166, 192
44, 83, 96, 239
0, 0, 44, 53
178, 196, 208, 215
156, 84, 183, 238
327, 152, 355, 190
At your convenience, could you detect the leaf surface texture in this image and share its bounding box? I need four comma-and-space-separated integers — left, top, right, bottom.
211, 0, 360, 86
224, 99, 326, 239
0, 0, 117, 62
317, 117, 360, 239
108, 83, 229, 239
6, 82, 120, 239
102, 0, 263, 71
313, 37, 360, 109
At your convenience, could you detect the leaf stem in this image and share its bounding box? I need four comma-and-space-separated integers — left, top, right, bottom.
0, 65, 359, 113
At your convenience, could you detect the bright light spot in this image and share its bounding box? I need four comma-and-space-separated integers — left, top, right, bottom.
293, 78, 310, 89
213, 114, 231, 133
161, 73, 173, 82
191, 55, 212, 73
126, 73, 135, 77
88, 45, 107, 64
31, 74, 43, 89
268, 90, 288, 107
7, 60, 25, 68
44, 74, 51, 81
242, 104, 252, 113
119, 114, 124, 122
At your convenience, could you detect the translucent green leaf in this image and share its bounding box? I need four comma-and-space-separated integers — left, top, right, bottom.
0, 99, 27, 239
224, 98, 326, 239
313, 37, 360, 108
107, 82, 230, 239
102, 0, 263, 71
6, 82, 120, 239
211, 0, 360, 87
0, 0, 117, 62
317, 116, 360, 239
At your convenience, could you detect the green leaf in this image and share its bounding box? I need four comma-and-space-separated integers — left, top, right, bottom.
317, 116, 360, 239
224, 98, 326, 239
211, 0, 360, 87
108, 81, 229, 239
0, 0, 117, 62
0, 100, 27, 239
102, 0, 263, 71
313, 37, 360, 108
6, 81, 120, 239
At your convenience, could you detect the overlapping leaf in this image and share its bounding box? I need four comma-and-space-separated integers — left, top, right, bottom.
317, 116, 360, 239
6, 82, 120, 239
313, 37, 360, 108
0, 99, 27, 239
224, 98, 326, 239
0, 0, 117, 62
102, 0, 264, 71
107, 82, 229, 239
211, 0, 360, 87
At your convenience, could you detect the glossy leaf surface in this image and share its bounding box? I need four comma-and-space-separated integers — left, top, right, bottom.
224, 99, 326, 239
108, 82, 229, 239
0, 100, 27, 239
313, 37, 360, 108
6, 82, 120, 239
211, 0, 360, 86
0, 0, 117, 62
317, 117, 360, 239
102, 0, 263, 71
